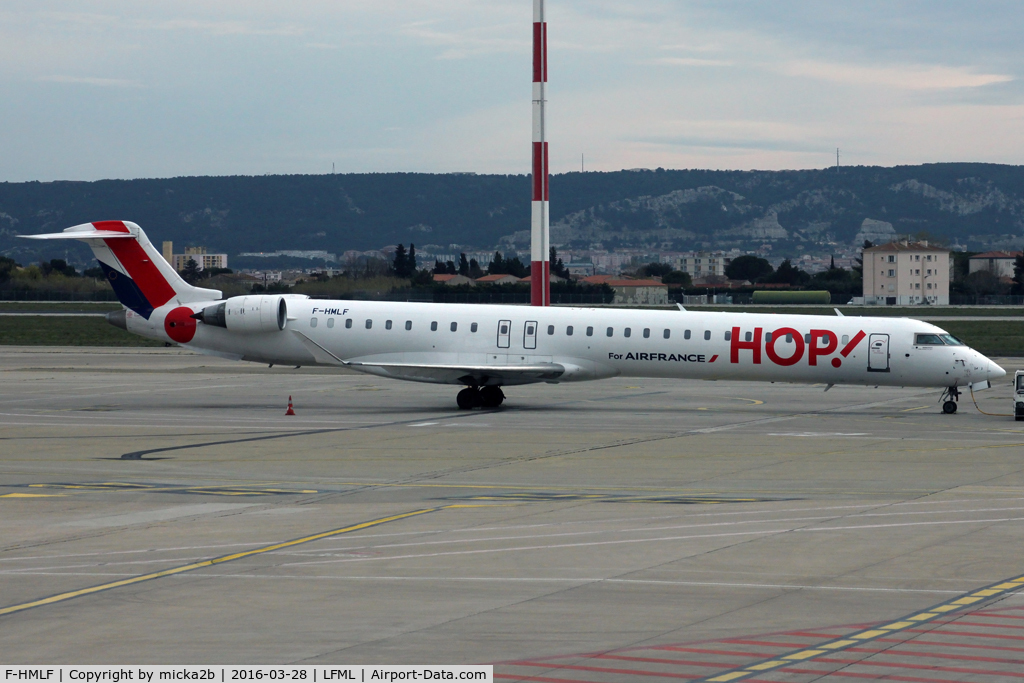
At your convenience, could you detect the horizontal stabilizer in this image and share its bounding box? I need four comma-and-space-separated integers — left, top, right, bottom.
20, 230, 136, 240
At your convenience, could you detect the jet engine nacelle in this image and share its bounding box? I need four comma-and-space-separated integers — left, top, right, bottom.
195, 295, 288, 333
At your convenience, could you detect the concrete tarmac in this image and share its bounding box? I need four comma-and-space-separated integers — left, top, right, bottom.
2, 347, 1024, 681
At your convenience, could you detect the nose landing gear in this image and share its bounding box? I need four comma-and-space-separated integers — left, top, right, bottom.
940, 386, 960, 414
456, 386, 505, 410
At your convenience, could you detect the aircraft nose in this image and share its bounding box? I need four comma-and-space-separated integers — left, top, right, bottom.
988, 359, 1007, 380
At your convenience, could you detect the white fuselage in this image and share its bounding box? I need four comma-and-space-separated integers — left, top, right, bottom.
127, 300, 1004, 390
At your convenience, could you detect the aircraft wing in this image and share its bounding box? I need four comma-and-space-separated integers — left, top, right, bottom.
292, 330, 564, 385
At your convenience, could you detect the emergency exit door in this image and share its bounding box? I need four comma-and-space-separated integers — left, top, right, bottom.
524, 321, 538, 349
496, 319, 511, 348
868, 333, 890, 372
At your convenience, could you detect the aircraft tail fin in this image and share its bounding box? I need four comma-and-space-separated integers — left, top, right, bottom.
20, 221, 221, 319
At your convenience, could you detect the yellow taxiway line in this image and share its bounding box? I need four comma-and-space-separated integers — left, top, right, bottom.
0, 506, 442, 618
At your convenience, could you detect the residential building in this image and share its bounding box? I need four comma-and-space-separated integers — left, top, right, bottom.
474, 274, 521, 285
673, 252, 733, 278
606, 279, 669, 306
862, 241, 950, 305
163, 242, 228, 272
432, 274, 474, 286
969, 251, 1022, 278
565, 261, 595, 277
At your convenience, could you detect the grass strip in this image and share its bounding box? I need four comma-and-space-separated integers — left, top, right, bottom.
0, 316, 165, 346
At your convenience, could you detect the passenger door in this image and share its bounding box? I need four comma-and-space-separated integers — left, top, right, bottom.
868, 333, 890, 372
496, 319, 511, 349
523, 320, 538, 350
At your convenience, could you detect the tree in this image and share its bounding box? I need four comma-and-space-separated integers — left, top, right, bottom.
411, 269, 435, 287
458, 253, 470, 276
637, 262, 673, 278
392, 244, 414, 278
662, 270, 692, 287
488, 251, 505, 274
550, 247, 570, 279
488, 251, 528, 277
765, 259, 809, 286
1013, 254, 1024, 295
83, 266, 105, 279
468, 258, 485, 279
181, 258, 202, 284
852, 240, 872, 278
40, 259, 77, 277
725, 255, 773, 282
408, 243, 417, 273
445, 260, 456, 275
0, 256, 19, 283
433, 259, 446, 275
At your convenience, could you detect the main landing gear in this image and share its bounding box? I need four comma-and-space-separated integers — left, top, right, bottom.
940, 386, 960, 414
457, 386, 505, 410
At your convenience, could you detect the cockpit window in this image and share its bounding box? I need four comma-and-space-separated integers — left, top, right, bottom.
1018, 375, 1024, 392
914, 334, 945, 345
939, 334, 964, 346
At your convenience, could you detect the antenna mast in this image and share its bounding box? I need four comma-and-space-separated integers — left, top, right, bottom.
530, 0, 550, 306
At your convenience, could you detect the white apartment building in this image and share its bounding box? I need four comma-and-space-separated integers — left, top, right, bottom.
162, 242, 228, 272
673, 252, 733, 278
862, 241, 950, 305
968, 251, 1021, 278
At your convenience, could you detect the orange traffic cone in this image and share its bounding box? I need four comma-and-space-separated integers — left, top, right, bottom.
285, 396, 296, 416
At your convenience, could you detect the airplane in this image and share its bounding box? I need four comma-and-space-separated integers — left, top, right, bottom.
23, 221, 1006, 413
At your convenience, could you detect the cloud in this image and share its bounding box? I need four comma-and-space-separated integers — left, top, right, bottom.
647, 57, 732, 67
42, 12, 303, 37
37, 75, 141, 88
397, 20, 523, 60
779, 61, 1014, 90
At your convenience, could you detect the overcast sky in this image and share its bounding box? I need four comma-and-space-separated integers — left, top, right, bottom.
2, 1, 1023, 181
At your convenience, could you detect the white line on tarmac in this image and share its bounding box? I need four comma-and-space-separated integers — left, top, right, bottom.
290, 507, 1024, 556
0, 570, 974, 595
279, 518, 1024, 568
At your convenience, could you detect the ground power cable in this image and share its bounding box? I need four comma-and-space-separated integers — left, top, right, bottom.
969, 385, 1014, 417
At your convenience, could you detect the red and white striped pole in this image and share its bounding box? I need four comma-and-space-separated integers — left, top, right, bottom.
530, 0, 550, 306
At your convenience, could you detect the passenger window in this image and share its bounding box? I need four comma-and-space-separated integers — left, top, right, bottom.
744, 331, 752, 342
547, 325, 554, 335
915, 333, 945, 345
663, 329, 670, 339
527, 324, 535, 335
786, 334, 792, 343
385, 320, 392, 330
346, 318, 353, 329
499, 323, 507, 334
821, 333, 830, 344
432, 321, 439, 331
310, 317, 318, 328
327, 318, 334, 329
471, 323, 479, 333
566, 326, 573, 336
405, 320, 412, 330
365, 319, 372, 329
684, 329, 691, 340
704, 330, 711, 340
643, 328, 650, 338
804, 333, 810, 343
606, 327, 613, 337
765, 332, 772, 343
624, 328, 631, 338
841, 334, 849, 344
586, 326, 594, 337
450, 322, 457, 332
724, 331, 731, 341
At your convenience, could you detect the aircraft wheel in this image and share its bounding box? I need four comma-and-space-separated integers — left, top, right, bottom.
942, 400, 958, 414
457, 387, 481, 410
480, 386, 505, 408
